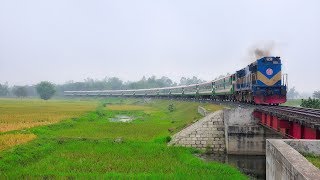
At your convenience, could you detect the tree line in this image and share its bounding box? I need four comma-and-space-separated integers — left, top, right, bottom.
0, 81, 56, 100
0, 76, 204, 99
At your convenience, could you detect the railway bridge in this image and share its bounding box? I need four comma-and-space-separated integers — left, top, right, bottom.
255, 106, 320, 139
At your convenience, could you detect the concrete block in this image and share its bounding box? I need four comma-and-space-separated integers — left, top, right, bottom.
217, 127, 225, 131
266, 139, 320, 180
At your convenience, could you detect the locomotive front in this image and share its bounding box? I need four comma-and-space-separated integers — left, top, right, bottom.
253, 57, 287, 104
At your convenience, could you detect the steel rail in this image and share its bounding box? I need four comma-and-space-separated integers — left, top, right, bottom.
269, 106, 320, 118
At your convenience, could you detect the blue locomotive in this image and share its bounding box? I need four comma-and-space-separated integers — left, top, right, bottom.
234, 57, 287, 104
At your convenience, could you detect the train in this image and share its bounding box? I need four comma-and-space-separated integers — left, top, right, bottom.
64, 56, 288, 105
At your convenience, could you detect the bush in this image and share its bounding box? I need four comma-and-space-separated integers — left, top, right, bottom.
301, 98, 320, 109
153, 136, 172, 144
168, 104, 175, 112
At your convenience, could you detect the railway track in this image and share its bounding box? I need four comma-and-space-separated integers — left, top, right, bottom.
268, 106, 320, 118
183, 98, 320, 129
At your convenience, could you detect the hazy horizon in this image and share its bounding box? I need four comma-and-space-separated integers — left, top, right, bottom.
1, 0, 319, 93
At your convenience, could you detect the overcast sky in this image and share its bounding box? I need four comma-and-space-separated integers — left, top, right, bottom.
0, 0, 319, 92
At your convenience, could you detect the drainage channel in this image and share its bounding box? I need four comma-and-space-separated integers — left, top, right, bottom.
198, 153, 266, 180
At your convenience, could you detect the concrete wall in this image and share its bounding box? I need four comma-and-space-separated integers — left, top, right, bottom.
224, 106, 256, 125
169, 110, 225, 152
285, 140, 320, 155
224, 107, 281, 155
266, 139, 320, 180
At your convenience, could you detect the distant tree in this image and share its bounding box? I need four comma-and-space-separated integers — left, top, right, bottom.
313, 91, 320, 99
126, 76, 175, 89
25, 85, 37, 97
54, 75, 177, 95
13, 86, 28, 98
159, 76, 175, 87
0, 83, 9, 96
179, 76, 205, 85
36, 81, 56, 100
287, 87, 299, 99
107, 77, 123, 90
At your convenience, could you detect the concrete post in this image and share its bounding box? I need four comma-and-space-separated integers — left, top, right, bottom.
266, 114, 272, 127
278, 120, 290, 136
271, 116, 279, 130
261, 113, 266, 124
292, 122, 302, 139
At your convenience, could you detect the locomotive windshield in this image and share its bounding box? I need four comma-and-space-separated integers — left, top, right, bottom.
262, 57, 281, 64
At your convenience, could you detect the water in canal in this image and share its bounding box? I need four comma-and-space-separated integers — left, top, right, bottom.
109, 115, 134, 122
199, 153, 266, 179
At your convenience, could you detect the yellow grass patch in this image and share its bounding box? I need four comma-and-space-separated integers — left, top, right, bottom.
0, 134, 36, 151
203, 104, 224, 112
0, 98, 98, 132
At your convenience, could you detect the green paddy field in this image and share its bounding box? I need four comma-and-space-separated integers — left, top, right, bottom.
0, 98, 246, 179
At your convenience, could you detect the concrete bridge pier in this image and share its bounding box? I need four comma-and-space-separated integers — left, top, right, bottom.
169, 106, 282, 155
224, 107, 282, 155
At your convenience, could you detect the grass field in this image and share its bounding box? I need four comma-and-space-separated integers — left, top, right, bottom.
304, 154, 320, 169
0, 98, 97, 151
0, 98, 98, 132
0, 98, 246, 179
282, 99, 302, 107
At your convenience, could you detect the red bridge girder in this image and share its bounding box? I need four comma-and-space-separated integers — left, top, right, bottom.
253, 111, 320, 139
